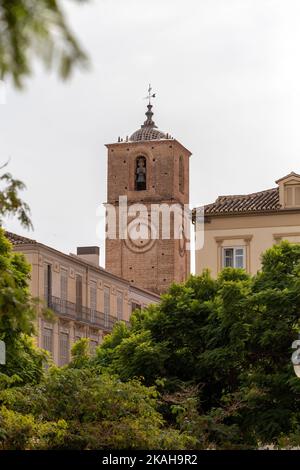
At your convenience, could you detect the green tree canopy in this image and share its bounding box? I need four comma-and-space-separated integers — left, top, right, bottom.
92, 242, 300, 448
0, 227, 46, 384
1, 238, 300, 448
0, 161, 47, 384
0, 367, 193, 449
0, 164, 32, 229
0, 0, 88, 87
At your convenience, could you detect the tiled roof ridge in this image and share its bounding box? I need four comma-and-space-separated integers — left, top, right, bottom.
214, 186, 277, 204
5, 231, 37, 245
204, 186, 281, 215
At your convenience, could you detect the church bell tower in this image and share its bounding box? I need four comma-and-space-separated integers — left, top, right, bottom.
105, 89, 192, 294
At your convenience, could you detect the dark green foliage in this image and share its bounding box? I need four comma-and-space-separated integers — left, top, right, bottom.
0, 165, 32, 229
1, 239, 300, 449
0, 166, 48, 382
0, 368, 193, 449
93, 242, 300, 448
68, 337, 90, 369
0, 228, 46, 384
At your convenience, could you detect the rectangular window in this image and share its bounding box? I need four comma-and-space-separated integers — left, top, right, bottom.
104, 286, 110, 328
223, 248, 234, 268
90, 281, 97, 323
222, 247, 245, 269
285, 184, 300, 207
44, 264, 52, 307
117, 291, 123, 321
59, 332, 69, 366
76, 275, 83, 316
285, 186, 294, 206
42, 327, 53, 354
131, 302, 141, 313
295, 186, 300, 205
60, 268, 68, 313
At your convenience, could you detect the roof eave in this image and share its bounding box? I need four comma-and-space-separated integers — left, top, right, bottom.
12, 240, 160, 300
275, 172, 300, 184
105, 139, 192, 156
202, 207, 300, 219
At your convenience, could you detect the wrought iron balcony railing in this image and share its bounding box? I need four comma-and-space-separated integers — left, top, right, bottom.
48, 296, 121, 332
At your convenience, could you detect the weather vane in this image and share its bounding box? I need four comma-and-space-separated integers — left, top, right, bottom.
144, 84, 156, 105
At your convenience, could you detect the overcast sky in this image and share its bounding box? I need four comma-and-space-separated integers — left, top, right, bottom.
2, 0, 300, 267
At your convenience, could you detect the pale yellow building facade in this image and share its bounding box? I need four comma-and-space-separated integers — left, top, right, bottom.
7, 232, 159, 366
195, 172, 300, 277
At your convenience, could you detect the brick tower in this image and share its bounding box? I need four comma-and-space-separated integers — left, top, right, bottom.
105, 91, 192, 294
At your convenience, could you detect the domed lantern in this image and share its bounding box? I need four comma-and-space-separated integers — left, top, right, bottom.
129, 85, 169, 142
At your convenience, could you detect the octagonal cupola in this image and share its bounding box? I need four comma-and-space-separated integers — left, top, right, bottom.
128, 98, 170, 142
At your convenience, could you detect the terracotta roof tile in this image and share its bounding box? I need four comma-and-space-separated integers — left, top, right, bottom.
5, 231, 37, 246
205, 187, 281, 215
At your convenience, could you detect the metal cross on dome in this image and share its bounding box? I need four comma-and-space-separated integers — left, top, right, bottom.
144, 84, 156, 105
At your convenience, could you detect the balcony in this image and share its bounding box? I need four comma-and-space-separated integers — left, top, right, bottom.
48, 296, 121, 332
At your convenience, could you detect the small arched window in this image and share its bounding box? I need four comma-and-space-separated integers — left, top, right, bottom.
179, 156, 184, 194
135, 156, 147, 191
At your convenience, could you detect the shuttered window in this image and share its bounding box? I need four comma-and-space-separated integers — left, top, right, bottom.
285, 186, 294, 206
44, 264, 52, 307
117, 291, 123, 321
104, 287, 110, 328
295, 186, 300, 205
42, 327, 53, 354
60, 268, 68, 313
285, 184, 300, 207
90, 281, 97, 323
76, 275, 83, 315
59, 332, 69, 366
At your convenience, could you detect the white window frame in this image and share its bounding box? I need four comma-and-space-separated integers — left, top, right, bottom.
222, 246, 246, 269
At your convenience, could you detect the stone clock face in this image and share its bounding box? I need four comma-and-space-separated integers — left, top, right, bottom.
124, 219, 157, 254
